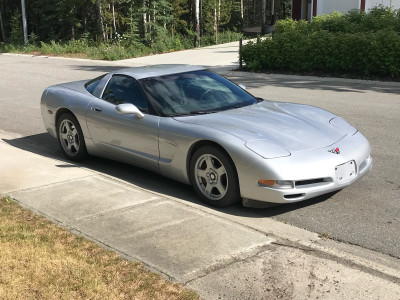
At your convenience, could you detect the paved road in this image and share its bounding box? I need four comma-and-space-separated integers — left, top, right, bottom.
0, 46, 399, 259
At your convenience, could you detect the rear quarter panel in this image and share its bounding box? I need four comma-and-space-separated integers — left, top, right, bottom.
40, 82, 94, 139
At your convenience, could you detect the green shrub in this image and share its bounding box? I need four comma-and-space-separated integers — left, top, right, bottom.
241, 6, 400, 78
361, 5, 399, 32
10, 10, 23, 45
28, 32, 39, 46
274, 18, 310, 34
310, 12, 353, 33
216, 30, 243, 44
197, 30, 243, 47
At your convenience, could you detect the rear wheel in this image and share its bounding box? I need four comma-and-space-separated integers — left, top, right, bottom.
57, 113, 87, 161
190, 145, 241, 207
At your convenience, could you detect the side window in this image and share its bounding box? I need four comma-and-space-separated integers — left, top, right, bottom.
102, 75, 148, 112
85, 74, 106, 95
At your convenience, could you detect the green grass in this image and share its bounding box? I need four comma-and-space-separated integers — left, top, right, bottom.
0, 40, 150, 61
0, 31, 243, 61
0, 196, 199, 300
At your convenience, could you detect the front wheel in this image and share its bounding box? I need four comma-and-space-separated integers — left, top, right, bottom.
190, 146, 241, 207
57, 113, 87, 161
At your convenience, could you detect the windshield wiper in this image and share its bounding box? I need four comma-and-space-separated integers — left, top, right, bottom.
167, 110, 214, 117
168, 109, 222, 117
190, 110, 220, 115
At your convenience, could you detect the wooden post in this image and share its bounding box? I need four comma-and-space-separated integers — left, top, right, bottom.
239, 38, 243, 69
261, 0, 266, 35
271, 0, 275, 25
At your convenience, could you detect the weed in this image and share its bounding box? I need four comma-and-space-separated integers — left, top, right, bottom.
318, 232, 331, 239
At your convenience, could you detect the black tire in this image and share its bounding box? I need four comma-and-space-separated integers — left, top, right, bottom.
189, 145, 241, 207
56, 113, 87, 161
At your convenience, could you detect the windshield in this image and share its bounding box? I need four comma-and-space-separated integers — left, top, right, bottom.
139, 70, 258, 116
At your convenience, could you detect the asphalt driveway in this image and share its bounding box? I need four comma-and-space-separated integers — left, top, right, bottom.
0, 49, 399, 259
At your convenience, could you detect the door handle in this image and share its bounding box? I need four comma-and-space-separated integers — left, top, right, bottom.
91, 106, 102, 112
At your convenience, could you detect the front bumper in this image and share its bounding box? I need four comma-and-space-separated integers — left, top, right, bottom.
238, 132, 372, 204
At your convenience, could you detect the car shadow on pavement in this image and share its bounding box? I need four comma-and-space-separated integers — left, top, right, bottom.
220, 191, 338, 219
2, 133, 197, 203
71, 65, 130, 73
3, 133, 336, 218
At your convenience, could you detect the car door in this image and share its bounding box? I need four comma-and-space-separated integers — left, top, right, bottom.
86, 74, 160, 171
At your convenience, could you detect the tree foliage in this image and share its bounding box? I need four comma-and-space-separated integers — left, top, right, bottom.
0, 0, 254, 48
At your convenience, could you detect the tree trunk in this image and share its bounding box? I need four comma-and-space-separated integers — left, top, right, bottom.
97, 0, 106, 42
214, 2, 217, 44
214, 0, 220, 44
111, 0, 117, 40
163, 7, 166, 29
0, 6, 6, 42
240, 0, 244, 20
153, 1, 156, 24
21, 0, 28, 45
153, 1, 155, 26
199, 0, 203, 37
194, 0, 200, 47
143, 7, 147, 35
218, 0, 221, 22
151, 1, 155, 42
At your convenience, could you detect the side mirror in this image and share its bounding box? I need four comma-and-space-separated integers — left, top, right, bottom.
238, 84, 247, 90
116, 103, 144, 119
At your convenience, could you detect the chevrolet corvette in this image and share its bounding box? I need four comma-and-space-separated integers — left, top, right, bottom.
41, 65, 372, 207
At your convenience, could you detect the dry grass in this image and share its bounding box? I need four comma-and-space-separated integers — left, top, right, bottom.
0, 197, 199, 300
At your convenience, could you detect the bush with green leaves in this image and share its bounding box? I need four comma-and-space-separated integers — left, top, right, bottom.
241, 6, 400, 78
9, 10, 23, 44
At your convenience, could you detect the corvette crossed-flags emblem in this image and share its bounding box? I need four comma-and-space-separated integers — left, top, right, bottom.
328, 147, 340, 154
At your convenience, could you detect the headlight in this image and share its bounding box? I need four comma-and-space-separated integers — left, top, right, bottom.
245, 139, 291, 159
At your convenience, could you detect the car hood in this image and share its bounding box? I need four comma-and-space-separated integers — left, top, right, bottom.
174, 101, 346, 153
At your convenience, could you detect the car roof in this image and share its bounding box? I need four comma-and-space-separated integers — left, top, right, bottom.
115, 64, 206, 80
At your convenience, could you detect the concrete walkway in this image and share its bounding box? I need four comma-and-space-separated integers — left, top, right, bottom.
119, 41, 243, 71
1, 129, 400, 299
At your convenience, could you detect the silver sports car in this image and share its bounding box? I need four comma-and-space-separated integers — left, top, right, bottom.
41, 65, 372, 207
